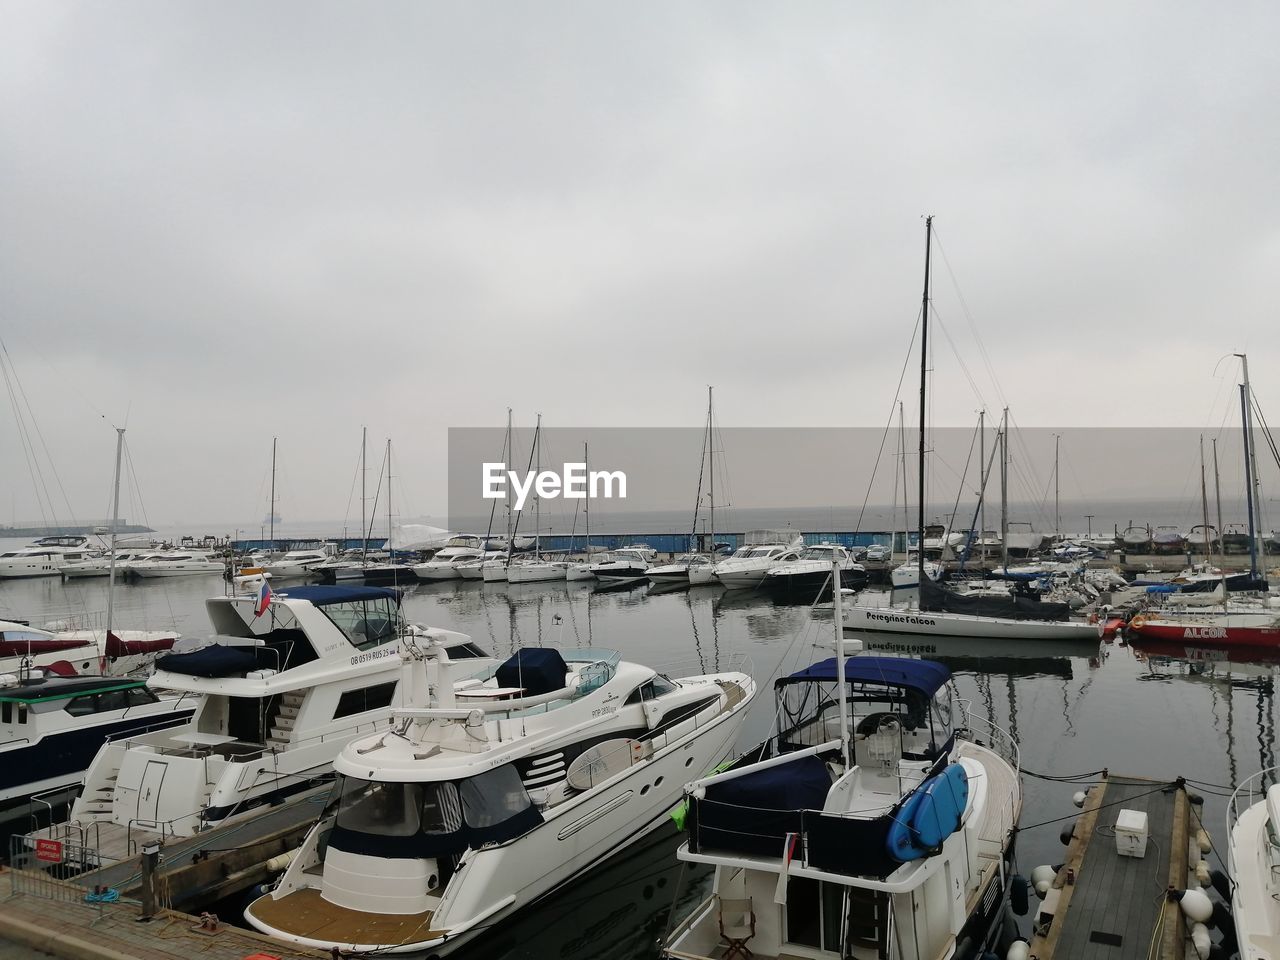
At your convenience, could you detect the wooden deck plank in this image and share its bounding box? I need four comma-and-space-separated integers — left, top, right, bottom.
247, 887, 444, 944
1033, 775, 1188, 960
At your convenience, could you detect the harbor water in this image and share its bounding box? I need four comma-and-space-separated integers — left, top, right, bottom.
1, 571, 1274, 958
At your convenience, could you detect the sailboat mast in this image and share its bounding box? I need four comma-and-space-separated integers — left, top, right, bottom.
361, 426, 368, 568
106, 427, 124, 638
505, 410, 514, 562
269, 436, 277, 551
1213, 438, 1224, 562
534, 414, 542, 556
979, 410, 986, 559
1240, 383, 1259, 579
583, 441, 590, 557
832, 552, 850, 768
1199, 436, 1212, 558
386, 439, 393, 557
900, 402, 908, 558
917, 215, 932, 589
1054, 433, 1061, 541
708, 385, 715, 551
1000, 408, 1009, 570
1236, 354, 1264, 574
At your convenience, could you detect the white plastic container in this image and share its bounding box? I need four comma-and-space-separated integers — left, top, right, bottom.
1115, 808, 1149, 858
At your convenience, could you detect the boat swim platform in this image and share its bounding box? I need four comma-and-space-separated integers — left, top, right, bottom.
247, 886, 445, 946
0, 868, 327, 960
53, 785, 330, 912
1028, 773, 1199, 960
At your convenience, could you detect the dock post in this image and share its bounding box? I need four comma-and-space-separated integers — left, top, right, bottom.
138, 841, 160, 920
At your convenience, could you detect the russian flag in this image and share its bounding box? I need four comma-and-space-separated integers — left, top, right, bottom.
254, 579, 273, 618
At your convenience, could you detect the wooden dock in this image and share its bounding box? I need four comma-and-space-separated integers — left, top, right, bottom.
1029, 774, 1198, 960
0, 867, 326, 960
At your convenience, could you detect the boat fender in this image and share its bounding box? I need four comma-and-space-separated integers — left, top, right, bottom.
1129, 614, 1146, 630
1006, 940, 1030, 960
1194, 860, 1212, 887
1010, 875, 1030, 916
1030, 864, 1056, 897
1072, 790, 1087, 808
1209, 869, 1232, 902
265, 849, 297, 873
1196, 828, 1212, 854
1060, 820, 1076, 845
1174, 888, 1214, 924
1190, 922, 1211, 960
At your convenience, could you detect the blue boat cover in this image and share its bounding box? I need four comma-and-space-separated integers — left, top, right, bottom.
273, 585, 402, 606
496, 648, 569, 696
156, 645, 261, 677
708, 754, 832, 812
779, 656, 951, 698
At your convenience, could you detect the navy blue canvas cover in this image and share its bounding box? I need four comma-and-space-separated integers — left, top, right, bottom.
156, 646, 260, 677
496, 648, 568, 696
780, 656, 951, 698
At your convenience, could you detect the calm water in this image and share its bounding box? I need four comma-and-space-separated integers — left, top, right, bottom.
2, 572, 1276, 958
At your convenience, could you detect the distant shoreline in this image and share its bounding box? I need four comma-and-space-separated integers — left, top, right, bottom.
0, 524, 156, 537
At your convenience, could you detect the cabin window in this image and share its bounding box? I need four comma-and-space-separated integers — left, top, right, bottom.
1, 701, 10, 723
333, 681, 398, 719
319, 597, 403, 651
450, 643, 488, 660
336, 780, 423, 837
458, 764, 534, 829
624, 675, 679, 705
67, 692, 132, 716
126, 687, 159, 707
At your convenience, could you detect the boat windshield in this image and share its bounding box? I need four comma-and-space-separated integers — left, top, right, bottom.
799, 548, 835, 560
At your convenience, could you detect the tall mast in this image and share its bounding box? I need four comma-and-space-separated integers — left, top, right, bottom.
1240, 383, 1259, 579
386, 438, 393, 560
708, 385, 715, 552
269, 436, 277, 551
534, 414, 542, 555
1054, 433, 1061, 540
105, 427, 124, 639
505, 409, 514, 550
361, 426, 368, 568
979, 410, 986, 558
1199, 436, 1212, 559
1236, 354, 1264, 573
1213, 438, 1224, 562
1000, 408, 1009, 570
900, 402, 908, 557
583, 441, 590, 557
917, 215, 931, 589
832, 552, 850, 768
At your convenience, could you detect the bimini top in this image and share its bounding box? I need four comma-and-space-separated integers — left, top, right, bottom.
778, 656, 951, 698
272, 585, 402, 606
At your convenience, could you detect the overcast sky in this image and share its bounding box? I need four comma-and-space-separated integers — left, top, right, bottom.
2, 2, 1276, 528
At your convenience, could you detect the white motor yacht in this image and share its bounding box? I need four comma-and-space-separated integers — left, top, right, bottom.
264, 548, 334, 580
0, 671, 194, 822
38, 585, 495, 860
663, 644, 1022, 960
587, 549, 652, 583
1228, 769, 1280, 960
128, 551, 224, 578
0, 536, 97, 579
413, 538, 488, 581
713, 541, 805, 590
506, 559, 569, 583
245, 639, 755, 956
647, 554, 716, 585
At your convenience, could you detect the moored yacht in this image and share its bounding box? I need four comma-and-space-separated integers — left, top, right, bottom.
413, 537, 488, 581
1228, 769, 1280, 959
0, 536, 96, 579
760, 544, 867, 602
712, 539, 805, 590
128, 551, 224, 578
245, 639, 756, 956
0, 671, 194, 823
0, 619, 178, 676
587, 548, 652, 583
647, 553, 716, 585
38, 585, 494, 859
264, 548, 335, 580
506, 558, 569, 583
663, 578, 1021, 960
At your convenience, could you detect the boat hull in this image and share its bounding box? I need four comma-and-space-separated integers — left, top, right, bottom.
1127, 617, 1280, 647
845, 604, 1100, 640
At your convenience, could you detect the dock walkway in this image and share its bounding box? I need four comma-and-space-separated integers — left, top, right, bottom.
1029, 774, 1197, 960
0, 867, 325, 960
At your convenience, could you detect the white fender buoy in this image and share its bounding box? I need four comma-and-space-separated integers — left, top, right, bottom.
1195, 860, 1211, 886
1190, 922, 1211, 960
1035, 880, 1050, 898
1177, 888, 1214, 924
1007, 939, 1030, 960
265, 849, 298, 873
1196, 829, 1212, 854
1031, 864, 1056, 887
1072, 790, 1087, 808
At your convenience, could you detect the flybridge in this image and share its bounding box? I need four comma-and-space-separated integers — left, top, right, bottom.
482, 462, 627, 511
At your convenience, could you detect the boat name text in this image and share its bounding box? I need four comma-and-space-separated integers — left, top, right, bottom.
483, 463, 627, 511
1182, 626, 1228, 639
865, 612, 938, 627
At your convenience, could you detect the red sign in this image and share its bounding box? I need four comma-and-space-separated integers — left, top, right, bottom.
34, 839, 63, 864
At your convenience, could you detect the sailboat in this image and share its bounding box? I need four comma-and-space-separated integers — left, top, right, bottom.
847, 219, 1097, 641
565, 441, 597, 581
661, 555, 1023, 960
507, 415, 569, 583
651, 387, 722, 586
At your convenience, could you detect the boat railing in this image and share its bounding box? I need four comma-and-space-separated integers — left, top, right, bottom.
1227, 767, 1279, 878
658, 652, 752, 680
954, 700, 1020, 773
